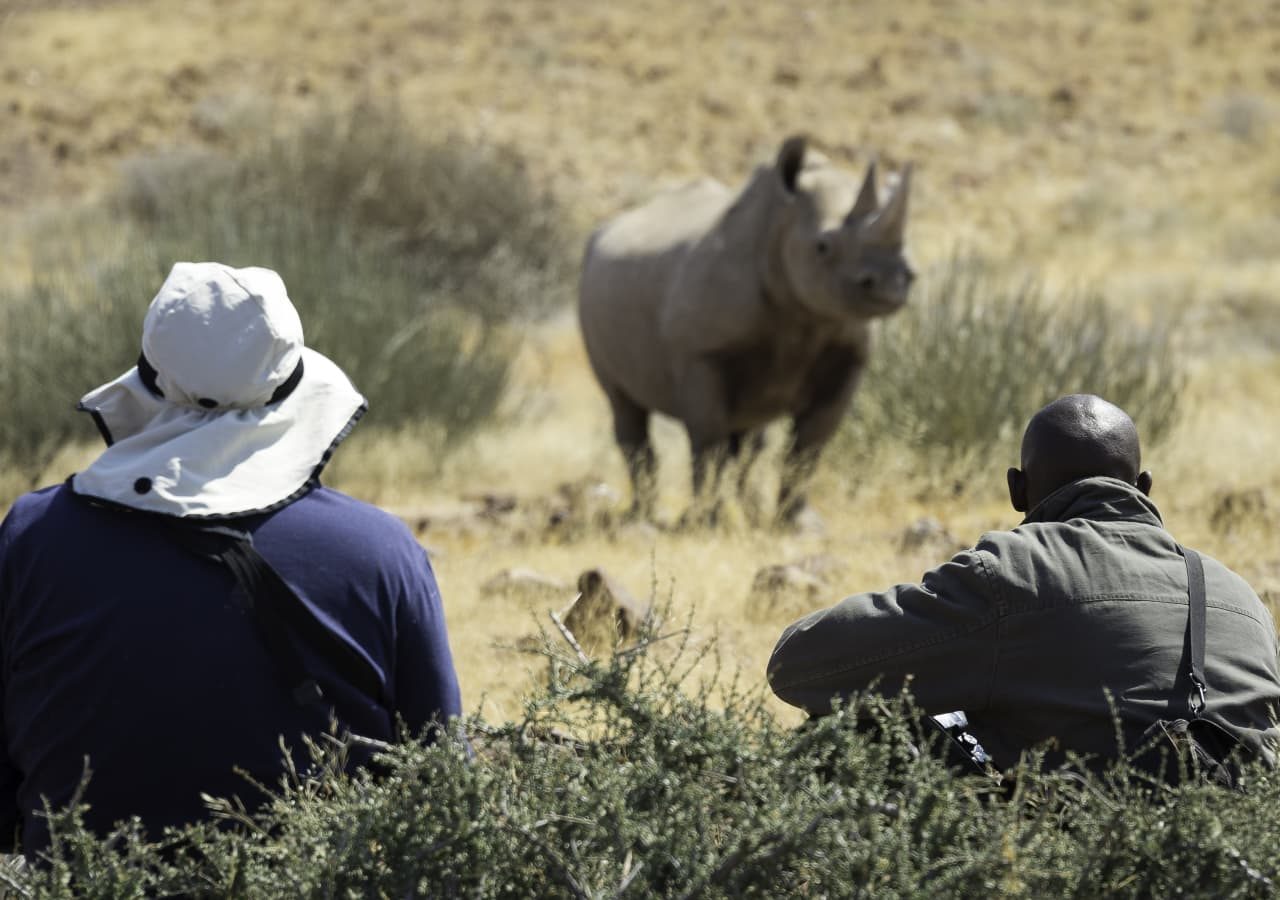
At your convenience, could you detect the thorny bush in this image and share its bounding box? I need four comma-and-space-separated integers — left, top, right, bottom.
7, 615, 1279, 898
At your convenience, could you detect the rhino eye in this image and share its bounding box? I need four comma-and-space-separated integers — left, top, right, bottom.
815, 237, 832, 258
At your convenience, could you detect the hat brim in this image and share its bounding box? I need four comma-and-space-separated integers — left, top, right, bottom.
72, 347, 366, 518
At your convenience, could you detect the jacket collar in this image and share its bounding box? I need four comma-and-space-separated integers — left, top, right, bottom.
1022, 476, 1164, 528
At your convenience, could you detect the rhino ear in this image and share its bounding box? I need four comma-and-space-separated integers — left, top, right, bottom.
864, 162, 912, 244
777, 135, 808, 194
845, 161, 879, 224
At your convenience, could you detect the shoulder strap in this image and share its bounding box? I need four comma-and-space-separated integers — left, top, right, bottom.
169, 522, 387, 710
1181, 545, 1208, 718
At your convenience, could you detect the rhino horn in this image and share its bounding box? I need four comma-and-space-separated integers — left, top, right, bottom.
845, 161, 879, 224
863, 162, 912, 244
777, 134, 808, 194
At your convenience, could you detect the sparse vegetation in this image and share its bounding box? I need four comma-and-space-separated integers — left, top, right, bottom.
11, 628, 1280, 898
843, 258, 1184, 469
0, 100, 572, 475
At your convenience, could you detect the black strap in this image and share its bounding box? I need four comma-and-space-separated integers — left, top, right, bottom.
1181, 545, 1208, 718
168, 522, 386, 710
136, 353, 305, 406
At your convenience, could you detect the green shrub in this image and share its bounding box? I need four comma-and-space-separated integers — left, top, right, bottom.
0, 100, 571, 475
116, 101, 570, 327
0, 243, 146, 476
13, 624, 1280, 898
843, 258, 1184, 468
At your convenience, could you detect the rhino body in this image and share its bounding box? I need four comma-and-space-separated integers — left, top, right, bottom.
578, 136, 914, 524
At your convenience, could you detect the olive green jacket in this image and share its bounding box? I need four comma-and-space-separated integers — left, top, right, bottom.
768, 477, 1280, 768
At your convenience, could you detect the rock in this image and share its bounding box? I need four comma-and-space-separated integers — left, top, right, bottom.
464, 492, 518, 518
751, 564, 825, 595
546, 478, 623, 537
392, 500, 490, 540
899, 517, 962, 555
791, 553, 848, 583
746, 563, 825, 621
560, 568, 649, 650
481, 567, 572, 601
1049, 84, 1076, 108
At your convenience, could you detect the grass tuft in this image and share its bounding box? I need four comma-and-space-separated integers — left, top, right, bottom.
843, 257, 1184, 472
0, 100, 572, 477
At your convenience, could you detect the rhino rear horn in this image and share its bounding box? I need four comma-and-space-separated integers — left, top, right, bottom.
864, 162, 912, 244
845, 161, 879, 224
777, 134, 808, 194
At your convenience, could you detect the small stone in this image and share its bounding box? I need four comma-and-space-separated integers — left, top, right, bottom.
792, 553, 848, 584
1049, 84, 1076, 107
772, 64, 802, 87
746, 564, 825, 621
899, 517, 961, 554
464, 492, 518, 517
481, 567, 571, 601
545, 478, 622, 537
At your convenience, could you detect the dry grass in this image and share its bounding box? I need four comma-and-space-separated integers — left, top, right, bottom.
2, 0, 1279, 715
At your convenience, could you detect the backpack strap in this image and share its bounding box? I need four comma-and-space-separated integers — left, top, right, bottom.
167, 521, 387, 711
1132, 545, 1254, 787
1180, 545, 1208, 718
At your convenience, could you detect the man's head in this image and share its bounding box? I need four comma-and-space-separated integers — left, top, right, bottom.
73, 262, 366, 518
1007, 394, 1153, 513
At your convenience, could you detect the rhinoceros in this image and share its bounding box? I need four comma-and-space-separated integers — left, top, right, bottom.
578, 135, 914, 525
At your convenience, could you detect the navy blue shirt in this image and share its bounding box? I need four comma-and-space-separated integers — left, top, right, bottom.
0, 484, 462, 855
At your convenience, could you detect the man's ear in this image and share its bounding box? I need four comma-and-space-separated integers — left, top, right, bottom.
1007, 467, 1028, 513
1136, 470, 1153, 497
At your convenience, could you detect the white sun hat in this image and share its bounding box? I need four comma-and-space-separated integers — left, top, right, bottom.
72, 261, 367, 518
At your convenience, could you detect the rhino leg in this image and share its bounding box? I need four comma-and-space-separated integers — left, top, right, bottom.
731, 430, 769, 525
606, 388, 658, 520
731, 430, 768, 494
777, 348, 865, 526
682, 441, 731, 528
685, 431, 762, 527
680, 359, 734, 526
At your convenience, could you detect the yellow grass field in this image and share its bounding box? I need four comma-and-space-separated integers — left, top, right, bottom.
2, 0, 1279, 720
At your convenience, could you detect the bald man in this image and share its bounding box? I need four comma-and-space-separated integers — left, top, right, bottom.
768, 394, 1280, 771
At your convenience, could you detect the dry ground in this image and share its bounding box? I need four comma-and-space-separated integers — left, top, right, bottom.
2, 0, 1279, 717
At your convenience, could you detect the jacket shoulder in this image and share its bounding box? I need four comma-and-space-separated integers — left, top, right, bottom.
970, 527, 1036, 567
291, 487, 415, 533
262, 489, 423, 560
1194, 550, 1277, 627
0, 484, 77, 542
964, 526, 1057, 608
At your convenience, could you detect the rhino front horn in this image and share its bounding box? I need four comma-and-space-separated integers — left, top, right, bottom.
845, 161, 879, 224
864, 162, 912, 244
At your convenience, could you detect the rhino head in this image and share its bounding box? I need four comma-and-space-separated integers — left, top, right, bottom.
771, 135, 915, 322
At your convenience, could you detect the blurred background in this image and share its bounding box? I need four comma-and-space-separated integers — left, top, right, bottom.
1, 0, 1277, 715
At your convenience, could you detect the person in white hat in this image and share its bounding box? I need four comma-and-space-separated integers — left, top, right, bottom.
0, 261, 463, 857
